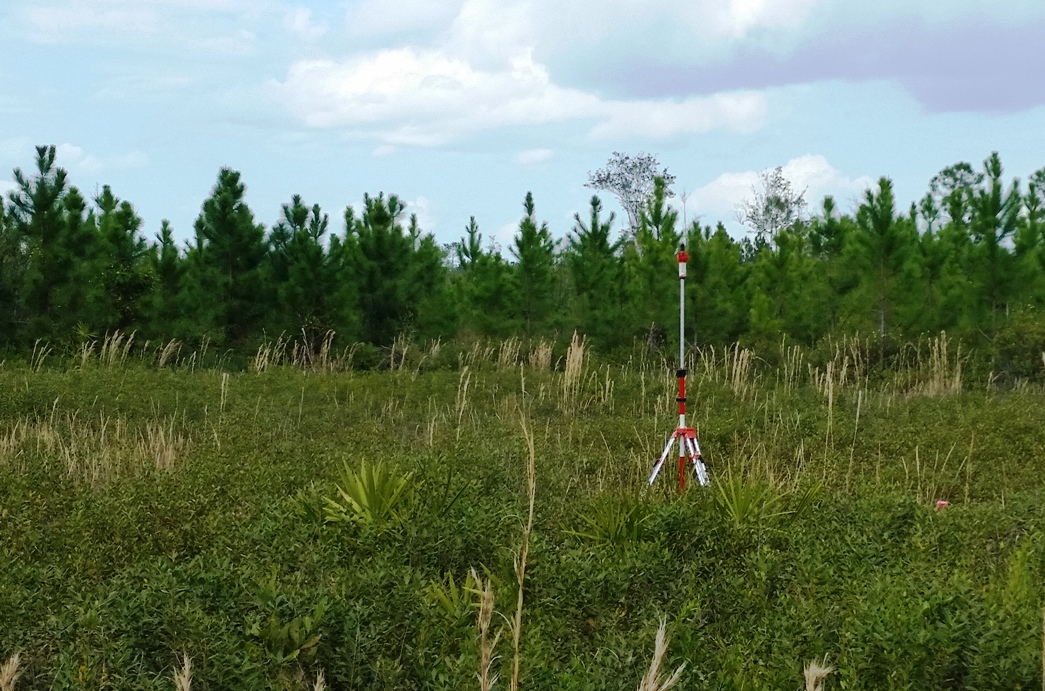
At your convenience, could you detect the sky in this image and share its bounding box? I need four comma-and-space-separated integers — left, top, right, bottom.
2, 0, 1044, 252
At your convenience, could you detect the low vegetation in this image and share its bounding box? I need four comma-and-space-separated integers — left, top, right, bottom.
0, 334, 1043, 689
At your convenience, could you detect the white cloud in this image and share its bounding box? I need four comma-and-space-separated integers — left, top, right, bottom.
589, 92, 767, 139
713, 0, 824, 38
516, 148, 552, 165
692, 154, 872, 217
372, 144, 397, 157
442, 0, 533, 67
494, 221, 517, 254
55, 144, 149, 175
56, 144, 103, 174
781, 154, 873, 199
405, 195, 436, 232
285, 7, 326, 42
274, 48, 768, 145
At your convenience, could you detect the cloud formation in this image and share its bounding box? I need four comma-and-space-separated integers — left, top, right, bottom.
589, 16, 1045, 113
274, 48, 768, 145
56, 144, 149, 175
517, 149, 552, 165
284, 7, 327, 42
692, 154, 872, 219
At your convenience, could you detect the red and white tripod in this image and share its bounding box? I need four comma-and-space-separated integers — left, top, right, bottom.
648, 244, 710, 490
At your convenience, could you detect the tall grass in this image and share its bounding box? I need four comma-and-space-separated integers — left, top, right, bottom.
0, 413, 190, 484
510, 417, 537, 691
559, 332, 587, 411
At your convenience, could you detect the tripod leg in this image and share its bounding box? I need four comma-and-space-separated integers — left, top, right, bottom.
648, 431, 678, 486
685, 436, 710, 486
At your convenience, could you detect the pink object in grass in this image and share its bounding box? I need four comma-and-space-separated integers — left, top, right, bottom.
936, 500, 950, 511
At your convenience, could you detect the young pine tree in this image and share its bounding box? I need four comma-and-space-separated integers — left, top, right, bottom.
9, 147, 115, 342
187, 168, 269, 346
1014, 168, 1045, 307
968, 152, 1021, 333
566, 195, 623, 350
269, 196, 342, 343
341, 193, 414, 345
452, 217, 516, 337
145, 220, 185, 339
849, 177, 920, 350
0, 202, 23, 347
685, 223, 749, 345
510, 192, 557, 337
90, 185, 153, 333
622, 177, 679, 344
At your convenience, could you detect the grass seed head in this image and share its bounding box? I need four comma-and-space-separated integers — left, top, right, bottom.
1, 653, 20, 691
172, 654, 192, 691
804, 655, 834, 691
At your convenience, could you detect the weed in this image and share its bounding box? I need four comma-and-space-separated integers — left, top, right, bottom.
567, 498, 649, 545
422, 571, 477, 624
324, 459, 413, 528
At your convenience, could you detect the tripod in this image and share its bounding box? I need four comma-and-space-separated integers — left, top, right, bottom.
648, 244, 710, 490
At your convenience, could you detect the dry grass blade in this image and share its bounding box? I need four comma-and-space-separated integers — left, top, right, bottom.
172, 654, 192, 691
528, 340, 552, 370
472, 568, 502, 691
560, 331, 587, 411
637, 620, 684, 691
804, 655, 834, 691
510, 416, 537, 691
1, 653, 20, 691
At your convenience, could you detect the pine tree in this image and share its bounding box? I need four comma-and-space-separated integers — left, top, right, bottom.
190, 168, 269, 345
510, 192, 557, 337
146, 220, 185, 339
7, 146, 70, 340
91, 185, 153, 333
566, 196, 623, 349
623, 177, 679, 343
969, 153, 1020, 332
808, 196, 858, 334
745, 223, 819, 346
0, 201, 23, 346
1014, 168, 1045, 307
342, 194, 414, 345
850, 177, 919, 350
7, 147, 111, 342
685, 223, 749, 345
267, 195, 342, 343
451, 218, 516, 337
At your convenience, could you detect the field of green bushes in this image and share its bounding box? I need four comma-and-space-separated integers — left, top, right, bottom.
1, 335, 1043, 690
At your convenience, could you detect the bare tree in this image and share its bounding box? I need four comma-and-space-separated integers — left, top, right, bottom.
736, 166, 807, 240
586, 152, 676, 232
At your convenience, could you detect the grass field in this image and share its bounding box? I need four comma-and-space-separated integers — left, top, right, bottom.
1, 335, 1043, 690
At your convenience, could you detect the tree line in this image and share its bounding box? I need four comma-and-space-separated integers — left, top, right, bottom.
2, 146, 1045, 373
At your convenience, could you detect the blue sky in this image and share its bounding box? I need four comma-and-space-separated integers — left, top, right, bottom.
2, 0, 1044, 251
